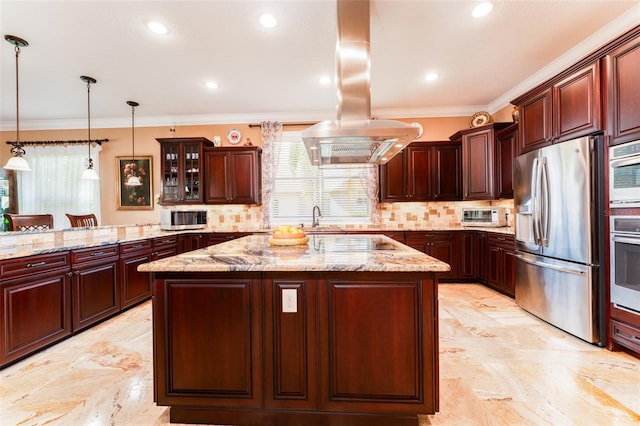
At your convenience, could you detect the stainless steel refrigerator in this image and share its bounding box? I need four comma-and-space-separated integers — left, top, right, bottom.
513, 135, 606, 345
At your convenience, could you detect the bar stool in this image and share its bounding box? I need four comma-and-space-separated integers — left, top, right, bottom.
66, 213, 98, 228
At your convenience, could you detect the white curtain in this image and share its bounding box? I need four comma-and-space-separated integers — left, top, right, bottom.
18, 144, 102, 229
261, 121, 282, 230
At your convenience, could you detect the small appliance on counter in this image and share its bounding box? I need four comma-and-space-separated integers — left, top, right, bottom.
160, 210, 207, 230
461, 207, 507, 227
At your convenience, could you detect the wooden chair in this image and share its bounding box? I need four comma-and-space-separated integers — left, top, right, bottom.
66, 213, 98, 228
4, 213, 54, 232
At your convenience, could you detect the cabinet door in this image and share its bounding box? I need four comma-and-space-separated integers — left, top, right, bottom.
503, 247, 515, 296
379, 150, 407, 202
180, 233, 205, 253
263, 277, 318, 410
204, 150, 229, 203
1, 271, 72, 366
462, 129, 495, 200
161, 143, 181, 202
607, 35, 640, 145
495, 124, 517, 199
553, 62, 602, 142
519, 88, 553, 153
72, 260, 119, 331
182, 143, 204, 203
158, 138, 212, 204
486, 243, 502, 288
432, 143, 462, 200
458, 231, 474, 279
120, 244, 153, 309
407, 146, 431, 200
474, 231, 487, 282
230, 150, 261, 204
153, 276, 263, 408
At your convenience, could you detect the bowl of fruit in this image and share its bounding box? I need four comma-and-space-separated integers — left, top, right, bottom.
269, 226, 309, 246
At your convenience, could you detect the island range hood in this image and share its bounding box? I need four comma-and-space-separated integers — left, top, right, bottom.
302, 0, 420, 166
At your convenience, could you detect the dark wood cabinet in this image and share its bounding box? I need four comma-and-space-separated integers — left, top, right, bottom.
452, 123, 511, 200
515, 62, 602, 153
379, 141, 461, 202
606, 34, 640, 145
179, 233, 206, 253
0, 252, 72, 367
119, 239, 153, 309
405, 231, 457, 279
152, 235, 179, 260
152, 270, 438, 424
458, 231, 475, 280
205, 232, 252, 246
609, 304, 640, 356
495, 123, 518, 198
204, 147, 262, 204
486, 233, 515, 297
70, 245, 120, 332
157, 137, 214, 204
473, 231, 488, 283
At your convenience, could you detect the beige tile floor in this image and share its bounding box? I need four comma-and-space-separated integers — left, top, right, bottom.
1, 283, 638, 426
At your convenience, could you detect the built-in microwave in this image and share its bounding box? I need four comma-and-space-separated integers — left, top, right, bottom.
461, 207, 507, 227
609, 140, 640, 208
160, 210, 207, 230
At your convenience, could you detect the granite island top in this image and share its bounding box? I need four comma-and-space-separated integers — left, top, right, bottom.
138, 233, 451, 273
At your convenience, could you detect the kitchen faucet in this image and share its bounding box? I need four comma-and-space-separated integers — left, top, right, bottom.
312, 205, 321, 228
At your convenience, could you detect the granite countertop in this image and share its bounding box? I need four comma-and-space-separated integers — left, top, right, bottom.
138, 234, 451, 273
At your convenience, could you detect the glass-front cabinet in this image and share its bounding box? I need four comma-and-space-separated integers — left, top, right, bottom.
157, 137, 214, 204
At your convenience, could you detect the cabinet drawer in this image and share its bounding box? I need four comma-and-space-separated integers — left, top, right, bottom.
611, 319, 640, 354
487, 233, 514, 247
0, 252, 70, 280
120, 239, 153, 256
406, 231, 455, 243
153, 235, 179, 250
71, 245, 119, 264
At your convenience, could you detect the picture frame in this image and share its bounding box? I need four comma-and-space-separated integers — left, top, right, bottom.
116, 156, 153, 210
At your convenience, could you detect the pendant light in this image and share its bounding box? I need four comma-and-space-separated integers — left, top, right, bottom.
80, 75, 99, 180
126, 101, 142, 187
3, 35, 31, 171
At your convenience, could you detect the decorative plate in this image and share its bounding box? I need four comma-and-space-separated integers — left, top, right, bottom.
470, 111, 492, 128
227, 129, 242, 145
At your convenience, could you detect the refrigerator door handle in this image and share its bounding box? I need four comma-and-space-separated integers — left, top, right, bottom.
531, 157, 541, 245
539, 157, 550, 247
515, 253, 586, 276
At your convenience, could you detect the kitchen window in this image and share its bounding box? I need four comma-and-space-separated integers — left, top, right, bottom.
17, 144, 101, 228
270, 132, 374, 226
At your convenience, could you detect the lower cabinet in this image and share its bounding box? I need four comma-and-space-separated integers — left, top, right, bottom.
0, 252, 72, 367
609, 304, 640, 356
70, 245, 120, 332
179, 233, 206, 253
153, 271, 438, 424
406, 231, 458, 279
205, 232, 251, 246
485, 233, 515, 297
152, 235, 179, 260
120, 239, 153, 309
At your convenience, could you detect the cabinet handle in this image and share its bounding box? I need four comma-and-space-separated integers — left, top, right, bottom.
26, 261, 46, 268
497, 237, 506, 241
67, 272, 74, 277
90, 251, 105, 256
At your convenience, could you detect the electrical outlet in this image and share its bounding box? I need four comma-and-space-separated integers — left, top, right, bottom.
282, 289, 297, 313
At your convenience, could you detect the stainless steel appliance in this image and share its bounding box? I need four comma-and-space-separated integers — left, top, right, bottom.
610, 216, 640, 314
160, 210, 207, 230
513, 135, 606, 345
609, 139, 640, 208
461, 207, 507, 227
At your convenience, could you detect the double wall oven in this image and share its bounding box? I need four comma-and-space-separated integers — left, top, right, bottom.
609, 139, 640, 315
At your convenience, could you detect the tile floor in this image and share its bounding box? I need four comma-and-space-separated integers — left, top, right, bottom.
1, 283, 638, 425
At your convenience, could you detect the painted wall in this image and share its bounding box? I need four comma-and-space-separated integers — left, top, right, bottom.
1, 111, 515, 227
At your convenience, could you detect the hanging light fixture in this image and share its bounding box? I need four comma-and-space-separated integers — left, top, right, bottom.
3, 35, 31, 171
126, 100, 142, 187
80, 75, 99, 180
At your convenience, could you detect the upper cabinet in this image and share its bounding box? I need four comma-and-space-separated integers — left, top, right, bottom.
157, 137, 214, 205
379, 141, 461, 202
606, 34, 640, 145
204, 146, 262, 205
451, 123, 511, 200
515, 61, 602, 153
495, 123, 518, 199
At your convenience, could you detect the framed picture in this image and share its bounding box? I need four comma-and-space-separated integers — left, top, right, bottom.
116, 156, 153, 210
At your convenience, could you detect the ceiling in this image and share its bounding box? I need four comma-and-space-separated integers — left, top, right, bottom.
1, 0, 639, 131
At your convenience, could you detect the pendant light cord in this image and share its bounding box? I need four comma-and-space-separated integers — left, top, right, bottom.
14, 44, 21, 145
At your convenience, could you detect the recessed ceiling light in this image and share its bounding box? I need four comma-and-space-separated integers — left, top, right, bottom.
472, 2, 494, 18
319, 75, 332, 85
205, 81, 219, 89
259, 14, 277, 28
147, 21, 168, 35
424, 72, 439, 81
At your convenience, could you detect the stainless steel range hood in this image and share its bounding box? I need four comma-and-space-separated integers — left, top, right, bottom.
302, 0, 420, 166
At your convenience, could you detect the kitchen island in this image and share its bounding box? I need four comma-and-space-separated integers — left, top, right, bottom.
139, 233, 449, 426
